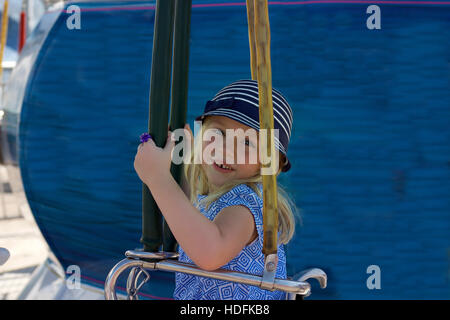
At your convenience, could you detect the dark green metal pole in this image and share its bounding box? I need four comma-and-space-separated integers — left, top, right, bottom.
141, 0, 176, 252
163, 0, 192, 252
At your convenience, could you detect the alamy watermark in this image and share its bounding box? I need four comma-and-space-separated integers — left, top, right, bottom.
65, 4, 380, 31
366, 5, 381, 30
66, 265, 81, 290
366, 265, 381, 290
166, 121, 280, 175
66, 5, 81, 30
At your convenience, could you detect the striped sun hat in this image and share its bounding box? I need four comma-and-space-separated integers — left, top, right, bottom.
195, 79, 293, 172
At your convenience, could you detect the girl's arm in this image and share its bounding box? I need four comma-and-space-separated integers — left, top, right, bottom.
134, 130, 256, 271
145, 173, 256, 271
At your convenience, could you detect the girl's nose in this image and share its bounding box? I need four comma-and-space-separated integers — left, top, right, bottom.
222, 138, 240, 165
223, 141, 233, 164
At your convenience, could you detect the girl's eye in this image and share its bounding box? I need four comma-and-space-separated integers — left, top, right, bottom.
244, 139, 255, 148
212, 128, 223, 136
206, 128, 223, 137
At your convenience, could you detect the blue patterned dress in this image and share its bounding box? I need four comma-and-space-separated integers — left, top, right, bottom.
173, 183, 287, 300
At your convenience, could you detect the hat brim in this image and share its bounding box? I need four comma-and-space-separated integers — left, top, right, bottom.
281, 158, 291, 172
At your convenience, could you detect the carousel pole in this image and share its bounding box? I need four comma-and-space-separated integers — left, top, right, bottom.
249, 0, 280, 290
163, 0, 192, 252
141, 0, 176, 252
246, 0, 257, 81
253, 0, 278, 257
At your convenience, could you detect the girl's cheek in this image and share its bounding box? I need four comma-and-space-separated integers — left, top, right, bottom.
202, 141, 212, 162
247, 145, 260, 165
202, 140, 224, 163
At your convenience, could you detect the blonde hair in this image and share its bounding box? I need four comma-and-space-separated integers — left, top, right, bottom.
183, 119, 301, 245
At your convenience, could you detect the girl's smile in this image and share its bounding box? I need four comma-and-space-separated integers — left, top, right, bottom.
212, 161, 234, 173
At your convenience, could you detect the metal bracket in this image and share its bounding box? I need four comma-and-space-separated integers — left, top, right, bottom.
126, 266, 151, 300
260, 253, 278, 291
125, 250, 179, 262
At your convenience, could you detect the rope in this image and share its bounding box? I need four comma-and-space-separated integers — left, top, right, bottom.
0, 0, 9, 81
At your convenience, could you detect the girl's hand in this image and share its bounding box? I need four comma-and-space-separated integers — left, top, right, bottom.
134, 130, 175, 186
184, 123, 193, 137
184, 123, 194, 149
181, 123, 193, 197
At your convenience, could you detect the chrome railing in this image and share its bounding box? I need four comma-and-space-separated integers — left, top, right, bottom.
105, 250, 327, 300
0, 247, 9, 266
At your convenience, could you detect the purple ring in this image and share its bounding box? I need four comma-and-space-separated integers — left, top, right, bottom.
140, 133, 152, 143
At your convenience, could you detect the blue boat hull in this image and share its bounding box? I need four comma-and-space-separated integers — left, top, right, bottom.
2, 0, 449, 299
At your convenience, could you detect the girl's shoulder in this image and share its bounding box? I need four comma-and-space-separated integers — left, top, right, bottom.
217, 183, 263, 206
197, 183, 263, 221
213, 183, 264, 225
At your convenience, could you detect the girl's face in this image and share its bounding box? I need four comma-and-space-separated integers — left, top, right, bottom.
201, 116, 261, 188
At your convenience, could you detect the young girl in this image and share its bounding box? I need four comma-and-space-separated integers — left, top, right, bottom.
134, 79, 298, 300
